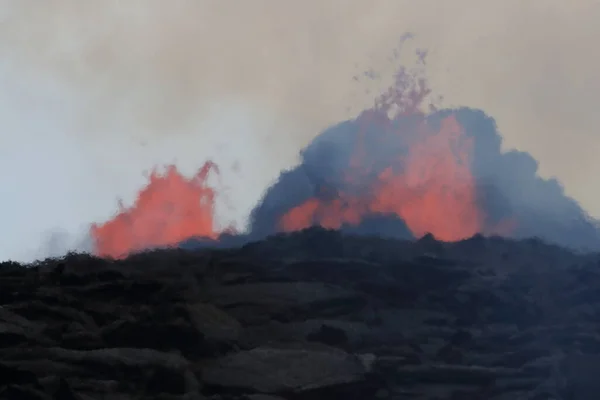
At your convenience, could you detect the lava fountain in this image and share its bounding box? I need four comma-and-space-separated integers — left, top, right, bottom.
278, 114, 491, 241
90, 47, 600, 258
91, 163, 219, 258
258, 60, 516, 241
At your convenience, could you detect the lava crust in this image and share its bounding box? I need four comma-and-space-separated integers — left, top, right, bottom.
1, 228, 600, 399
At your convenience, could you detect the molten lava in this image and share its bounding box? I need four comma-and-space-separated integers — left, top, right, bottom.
279, 115, 483, 241
91, 163, 218, 259
90, 52, 518, 259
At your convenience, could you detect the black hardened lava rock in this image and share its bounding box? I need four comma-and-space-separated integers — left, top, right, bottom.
1, 227, 599, 399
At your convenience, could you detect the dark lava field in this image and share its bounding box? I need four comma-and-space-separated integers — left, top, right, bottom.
2, 227, 600, 399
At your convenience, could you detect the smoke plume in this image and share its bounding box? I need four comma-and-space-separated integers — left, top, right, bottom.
1, 1, 600, 261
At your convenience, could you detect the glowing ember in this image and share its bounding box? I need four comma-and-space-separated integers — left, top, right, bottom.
91, 163, 218, 259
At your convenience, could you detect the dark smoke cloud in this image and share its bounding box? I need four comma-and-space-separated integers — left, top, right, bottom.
250, 107, 600, 251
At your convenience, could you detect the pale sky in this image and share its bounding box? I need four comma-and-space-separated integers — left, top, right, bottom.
0, 1, 599, 261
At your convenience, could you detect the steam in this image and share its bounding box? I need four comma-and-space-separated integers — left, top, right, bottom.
2, 1, 600, 261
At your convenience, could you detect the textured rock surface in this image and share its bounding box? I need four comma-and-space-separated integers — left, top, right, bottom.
1, 227, 599, 399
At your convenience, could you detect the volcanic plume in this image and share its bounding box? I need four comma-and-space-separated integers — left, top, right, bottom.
91, 54, 600, 259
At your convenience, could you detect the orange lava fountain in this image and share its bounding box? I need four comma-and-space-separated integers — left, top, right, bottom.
91, 163, 218, 259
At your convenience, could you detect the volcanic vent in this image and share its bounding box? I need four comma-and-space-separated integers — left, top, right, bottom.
91, 53, 600, 259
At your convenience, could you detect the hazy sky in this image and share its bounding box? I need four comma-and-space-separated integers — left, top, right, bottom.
1, 0, 599, 261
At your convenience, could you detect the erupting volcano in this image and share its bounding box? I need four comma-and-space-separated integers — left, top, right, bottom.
91, 51, 600, 259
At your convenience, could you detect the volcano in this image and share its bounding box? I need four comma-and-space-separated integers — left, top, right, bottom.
91, 53, 600, 259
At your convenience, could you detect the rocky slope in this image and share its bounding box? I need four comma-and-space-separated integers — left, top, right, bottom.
2, 227, 600, 399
